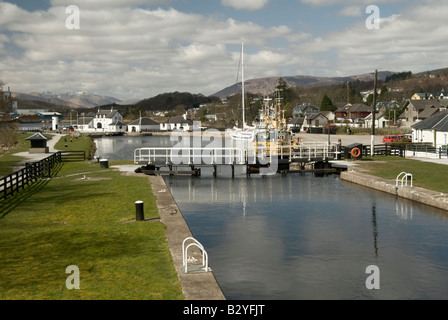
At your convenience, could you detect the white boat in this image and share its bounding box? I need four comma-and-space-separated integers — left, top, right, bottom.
229, 41, 256, 142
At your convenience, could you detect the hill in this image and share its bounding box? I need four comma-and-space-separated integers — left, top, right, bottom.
212, 71, 395, 99
134, 92, 220, 112
12, 91, 121, 109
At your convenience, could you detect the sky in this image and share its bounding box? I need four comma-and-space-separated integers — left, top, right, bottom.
0, 0, 447, 101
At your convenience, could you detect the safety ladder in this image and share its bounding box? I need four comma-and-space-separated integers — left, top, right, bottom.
396, 172, 413, 190
182, 237, 212, 274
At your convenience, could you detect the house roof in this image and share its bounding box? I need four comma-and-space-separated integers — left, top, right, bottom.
167, 116, 193, 125
128, 117, 159, 126
305, 113, 326, 121
403, 99, 442, 111
289, 118, 304, 125
412, 111, 448, 132
25, 132, 49, 141
335, 103, 371, 113
97, 109, 119, 118
293, 104, 319, 114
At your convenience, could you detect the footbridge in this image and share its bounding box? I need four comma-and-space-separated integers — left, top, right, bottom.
134, 143, 342, 177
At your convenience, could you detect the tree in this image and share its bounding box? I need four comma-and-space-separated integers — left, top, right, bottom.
320, 94, 336, 112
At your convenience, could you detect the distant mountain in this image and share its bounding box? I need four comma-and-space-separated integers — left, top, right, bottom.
12, 91, 122, 109
212, 71, 396, 99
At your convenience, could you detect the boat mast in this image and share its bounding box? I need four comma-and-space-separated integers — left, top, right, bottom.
241, 41, 246, 129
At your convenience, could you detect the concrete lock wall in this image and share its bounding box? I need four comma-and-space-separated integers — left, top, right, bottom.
340, 171, 448, 212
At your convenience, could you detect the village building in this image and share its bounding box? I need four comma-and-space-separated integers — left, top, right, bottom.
335, 103, 372, 122
412, 110, 448, 147
292, 104, 320, 118
302, 113, 328, 133
160, 114, 195, 132
75, 108, 127, 134
127, 117, 160, 133
399, 100, 446, 127
364, 112, 388, 129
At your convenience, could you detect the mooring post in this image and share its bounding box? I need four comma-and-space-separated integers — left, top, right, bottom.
135, 201, 144, 221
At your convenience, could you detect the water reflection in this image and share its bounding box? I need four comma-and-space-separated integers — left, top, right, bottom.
166, 174, 448, 300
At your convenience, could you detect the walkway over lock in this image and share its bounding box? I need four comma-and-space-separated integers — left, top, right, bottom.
134, 143, 340, 166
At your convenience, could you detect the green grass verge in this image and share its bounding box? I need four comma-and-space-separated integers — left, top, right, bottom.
54, 134, 94, 158
0, 161, 184, 300
356, 156, 448, 193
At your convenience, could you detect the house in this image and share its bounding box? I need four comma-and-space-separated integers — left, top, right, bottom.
412, 110, 448, 147
160, 114, 195, 132
292, 104, 319, 118
364, 112, 388, 129
335, 103, 372, 121
411, 93, 432, 100
303, 113, 328, 133
288, 117, 304, 133
127, 117, 160, 133
400, 100, 444, 127
16, 114, 46, 132
75, 108, 126, 133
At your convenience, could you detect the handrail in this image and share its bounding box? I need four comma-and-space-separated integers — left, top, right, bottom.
396, 172, 413, 189
182, 237, 210, 274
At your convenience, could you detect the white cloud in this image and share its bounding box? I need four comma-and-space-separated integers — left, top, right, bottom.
338, 6, 362, 17
221, 0, 269, 11
1, 0, 447, 101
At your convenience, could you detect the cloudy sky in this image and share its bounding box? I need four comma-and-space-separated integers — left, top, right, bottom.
0, 0, 446, 101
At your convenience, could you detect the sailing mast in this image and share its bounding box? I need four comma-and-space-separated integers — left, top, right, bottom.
241, 40, 246, 130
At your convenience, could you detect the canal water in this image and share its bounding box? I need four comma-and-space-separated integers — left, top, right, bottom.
95, 135, 448, 300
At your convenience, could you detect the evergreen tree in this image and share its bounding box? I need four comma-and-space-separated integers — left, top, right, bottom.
320, 94, 335, 111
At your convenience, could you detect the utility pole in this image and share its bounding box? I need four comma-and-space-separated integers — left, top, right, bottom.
371, 70, 378, 156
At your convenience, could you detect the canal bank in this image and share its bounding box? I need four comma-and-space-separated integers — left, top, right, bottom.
116, 164, 226, 300
341, 169, 448, 212
148, 175, 226, 300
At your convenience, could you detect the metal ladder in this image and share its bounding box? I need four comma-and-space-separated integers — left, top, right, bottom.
182, 237, 211, 274
396, 172, 413, 190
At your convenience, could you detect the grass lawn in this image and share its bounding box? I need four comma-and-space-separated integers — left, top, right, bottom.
0, 136, 184, 300
356, 156, 448, 193
0, 133, 37, 177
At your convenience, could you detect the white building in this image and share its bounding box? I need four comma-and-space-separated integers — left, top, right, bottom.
76, 108, 127, 134
127, 117, 160, 133
412, 110, 448, 147
160, 114, 195, 132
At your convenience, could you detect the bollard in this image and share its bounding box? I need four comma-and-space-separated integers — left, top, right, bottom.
135, 201, 144, 221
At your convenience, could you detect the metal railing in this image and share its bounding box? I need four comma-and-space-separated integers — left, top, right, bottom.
134, 144, 338, 165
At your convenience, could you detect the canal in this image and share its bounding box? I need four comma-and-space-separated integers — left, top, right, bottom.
95, 135, 448, 300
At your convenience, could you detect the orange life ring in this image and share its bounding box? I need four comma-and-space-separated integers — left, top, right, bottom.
351, 147, 361, 158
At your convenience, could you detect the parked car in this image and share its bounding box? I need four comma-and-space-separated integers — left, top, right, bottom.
382, 135, 411, 143
382, 135, 400, 143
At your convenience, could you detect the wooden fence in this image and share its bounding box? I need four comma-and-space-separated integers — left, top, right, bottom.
0, 150, 86, 200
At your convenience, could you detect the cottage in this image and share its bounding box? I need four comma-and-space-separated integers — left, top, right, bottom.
364, 112, 388, 129
292, 104, 319, 118
303, 113, 328, 133
288, 117, 304, 133
160, 114, 195, 132
412, 110, 448, 147
335, 103, 372, 121
400, 100, 444, 127
128, 117, 160, 133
